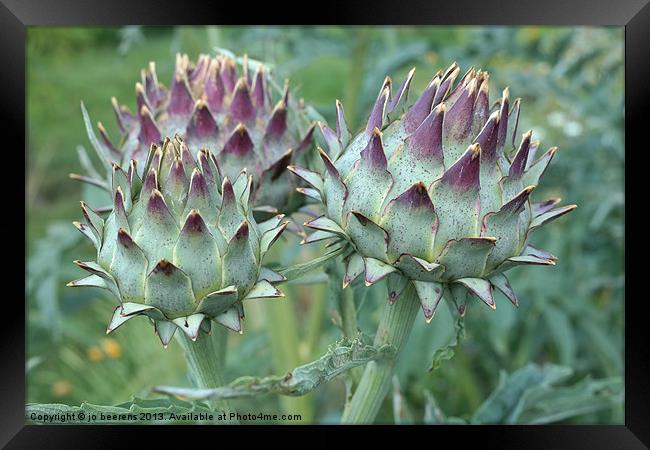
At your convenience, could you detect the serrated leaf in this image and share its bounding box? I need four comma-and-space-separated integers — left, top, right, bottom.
154, 337, 395, 400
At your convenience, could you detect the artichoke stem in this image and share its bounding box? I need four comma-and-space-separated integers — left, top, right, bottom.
176, 329, 238, 423
341, 282, 420, 424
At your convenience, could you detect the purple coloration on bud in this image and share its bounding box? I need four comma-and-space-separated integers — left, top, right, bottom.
267, 148, 293, 181
476, 112, 500, 163
135, 82, 151, 115
533, 198, 561, 216
187, 101, 218, 140
114, 186, 127, 213
474, 79, 489, 124
432, 63, 460, 106
318, 148, 340, 178
232, 220, 249, 242
440, 144, 481, 192
205, 61, 225, 112
147, 189, 171, 216
142, 62, 162, 106
77, 52, 313, 216
97, 122, 119, 156
221, 177, 235, 204
404, 76, 440, 132
168, 158, 187, 185
251, 66, 265, 109
223, 124, 254, 156
153, 259, 176, 276
127, 160, 139, 184
387, 67, 416, 114
220, 59, 237, 92
169, 74, 194, 116
365, 86, 389, 134
351, 210, 371, 226
509, 131, 533, 179
265, 101, 287, 138
138, 107, 161, 146
188, 55, 209, 86
117, 228, 136, 247
319, 122, 339, 154
360, 128, 387, 169
230, 78, 255, 122
501, 186, 534, 215
443, 79, 477, 143
188, 169, 209, 200
197, 150, 217, 185
142, 169, 158, 198
180, 142, 195, 172
407, 104, 445, 161
296, 124, 316, 154
149, 146, 163, 174
181, 209, 207, 234
496, 88, 510, 151
111, 97, 127, 133
393, 182, 433, 210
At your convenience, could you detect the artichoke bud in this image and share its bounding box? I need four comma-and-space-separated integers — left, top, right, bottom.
292, 64, 576, 322
69, 136, 288, 346
75, 52, 316, 217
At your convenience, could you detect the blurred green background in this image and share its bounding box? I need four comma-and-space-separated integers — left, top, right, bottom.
26, 26, 624, 424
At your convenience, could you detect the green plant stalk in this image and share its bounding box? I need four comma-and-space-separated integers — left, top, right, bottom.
265, 295, 315, 423
175, 331, 238, 422
341, 283, 359, 339
304, 283, 327, 357
340, 280, 363, 387
324, 261, 361, 387
341, 283, 420, 424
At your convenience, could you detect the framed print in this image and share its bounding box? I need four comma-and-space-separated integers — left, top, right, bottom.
5, 0, 646, 446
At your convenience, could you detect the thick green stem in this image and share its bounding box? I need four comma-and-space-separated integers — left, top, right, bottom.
341, 286, 359, 340
341, 283, 420, 424
176, 331, 238, 422
265, 297, 315, 422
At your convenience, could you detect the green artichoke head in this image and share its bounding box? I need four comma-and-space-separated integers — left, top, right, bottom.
291, 64, 576, 321
74, 52, 315, 216
69, 135, 288, 346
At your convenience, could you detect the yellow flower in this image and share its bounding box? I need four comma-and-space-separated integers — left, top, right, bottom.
51, 380, 72, 397
86, 346, 103, 363
101, 338, 122, 359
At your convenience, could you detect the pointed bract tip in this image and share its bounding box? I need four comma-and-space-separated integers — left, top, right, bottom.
469, 143, 481, 158
466, 77, 478, 94
233, 220, 250, 240
234, 76, 249, 91
153, 259, 175, 274
140, 104, 153, 118
479, 78, 489, 94
116, 227, 134, 246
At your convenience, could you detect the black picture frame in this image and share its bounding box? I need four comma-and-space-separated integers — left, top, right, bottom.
8, 0, 645, 446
